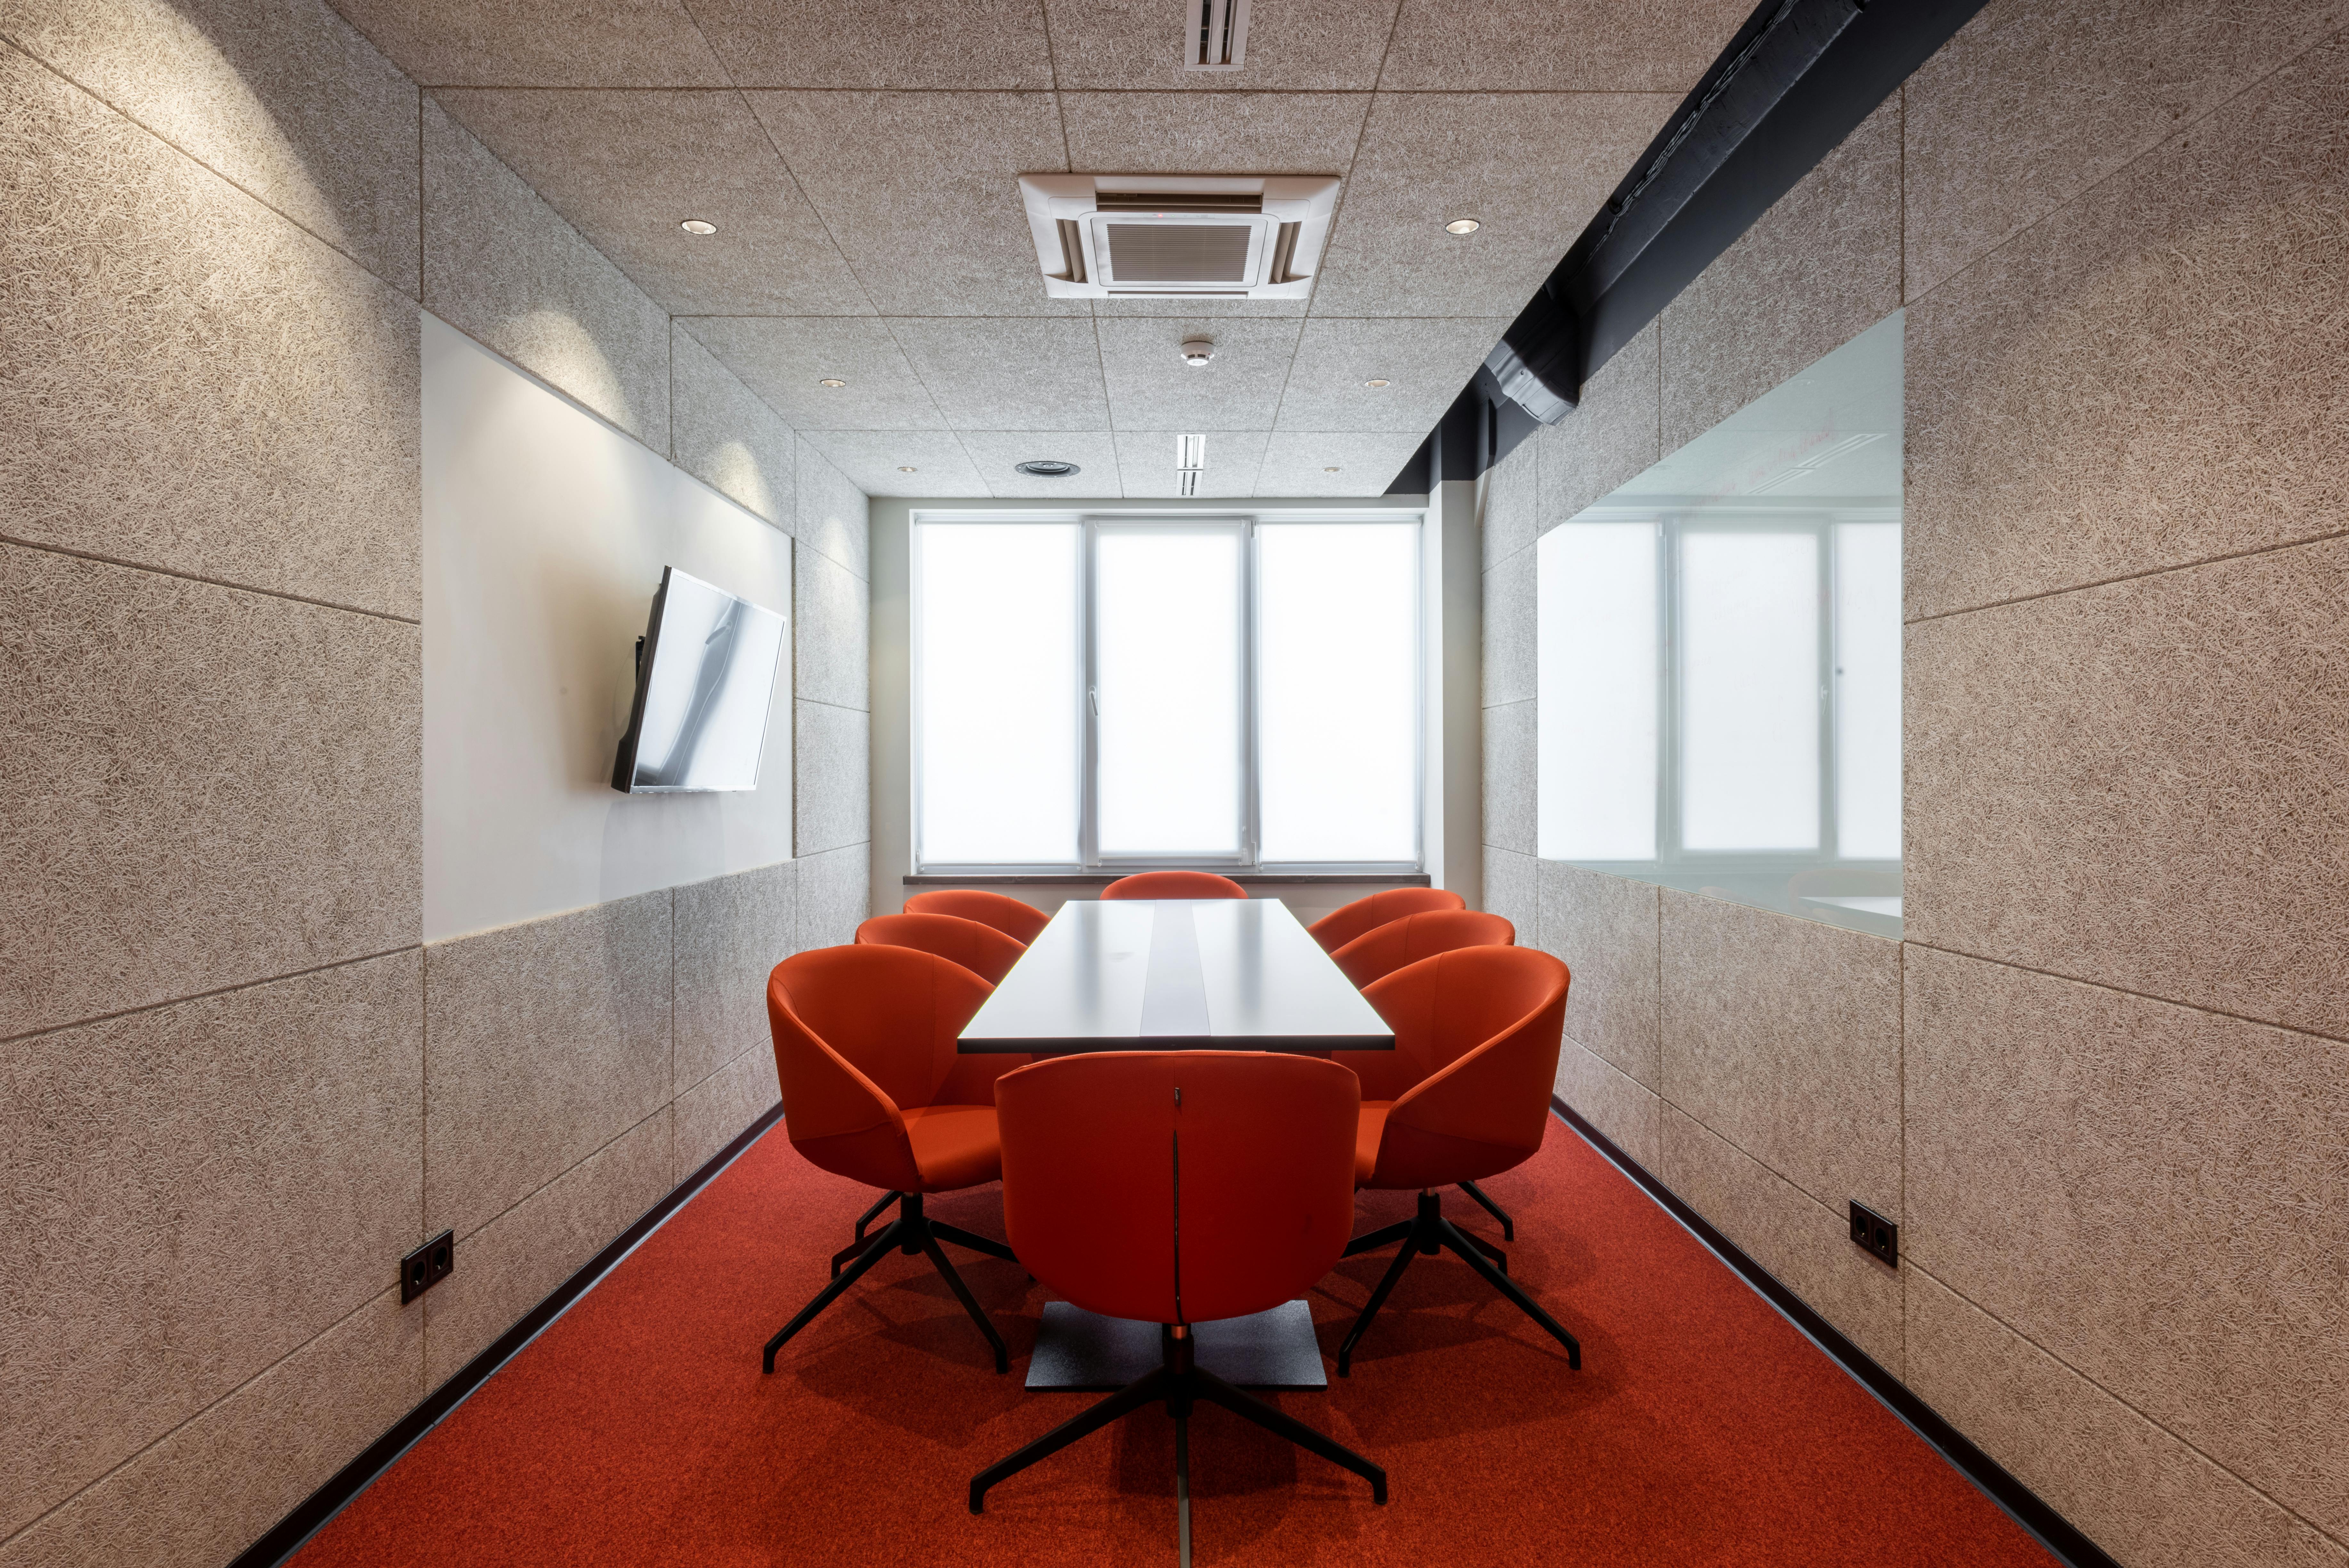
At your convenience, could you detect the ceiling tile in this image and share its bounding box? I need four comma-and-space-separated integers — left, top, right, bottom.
1254, 430, 1425, 495
1377, 0, 1754, 92
1274, 316, 1506, 431
1309, 91, 1674, 317
1058, 91, 1369, 174
681, 318, 946, 429
801, 431, 990, 496
1095, 316, 1303, 430
327, 0, 730, 86
956, 432, 1127, 497
744, 91, 1082, 317
1113, 430, 1270, 497
1045, 0, 1398, 90
687, 0, 1055, 88
429, 91, 872, 316
885, 317, 1111, 431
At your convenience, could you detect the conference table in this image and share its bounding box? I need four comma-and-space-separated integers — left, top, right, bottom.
959, 897, 1394, 1055
957, 897, 1392, 1389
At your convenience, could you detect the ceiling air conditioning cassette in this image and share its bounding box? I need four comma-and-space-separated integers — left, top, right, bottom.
1019, 174, 1340, 301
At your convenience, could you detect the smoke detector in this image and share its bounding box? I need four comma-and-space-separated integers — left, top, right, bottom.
1020, 174, 1339, 301
1181, 338, 1215, 367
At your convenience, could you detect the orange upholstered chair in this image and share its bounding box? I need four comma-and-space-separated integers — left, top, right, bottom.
1330, 910, 1526, 1241
1333, 945, 1580, 1376
1305, 886, 1467, 953
904, 888, 1051, 947
1329, 909, 1515, 990
971, 1053, 1386, 1530
1101, 870, 1247, 900
761, 945, 1021, 1374
856, 912, 1028, 986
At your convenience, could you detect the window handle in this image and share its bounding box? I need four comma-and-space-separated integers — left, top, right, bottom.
1089, 687, 1099, 716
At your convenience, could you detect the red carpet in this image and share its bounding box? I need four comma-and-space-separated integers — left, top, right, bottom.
295, 1118, 2059, 1567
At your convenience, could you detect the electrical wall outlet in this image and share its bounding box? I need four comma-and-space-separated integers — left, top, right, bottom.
401, 1230, 455, 1305
1849, 1200, 1898, 1267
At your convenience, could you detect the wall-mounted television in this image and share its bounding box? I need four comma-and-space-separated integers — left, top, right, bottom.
611, 566, 787, 793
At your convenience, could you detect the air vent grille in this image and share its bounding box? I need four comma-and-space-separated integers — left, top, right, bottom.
1267, 221, 1300, 284
1103, 222, 1254, 284
1019, 174, 1337, 301
1185, 0, 1250, 69
1095, 190, 1263, 213
1055, 218, 1086, 283
1176, 434, 1206, 497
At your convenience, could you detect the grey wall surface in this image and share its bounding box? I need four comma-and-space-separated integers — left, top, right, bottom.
1497, 9, 2349, 1565
0, 8, 870, 1562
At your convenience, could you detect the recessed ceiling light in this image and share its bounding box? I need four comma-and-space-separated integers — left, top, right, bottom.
1444, 218, 1481, 236
1324, 465, 1341, 473
897, 465, 917, 473
1015, 459, 1082, 478
1364, 378, 1390, 389
818, 378, 846, 388
679, 219, 717, 235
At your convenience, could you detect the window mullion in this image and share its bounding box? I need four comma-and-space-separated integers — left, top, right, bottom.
1242, 515, 1260, 870
1079, 518, 1100, 870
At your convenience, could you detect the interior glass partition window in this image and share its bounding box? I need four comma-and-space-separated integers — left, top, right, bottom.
914, 513, 1422, 874
1536, 312, 1904, 935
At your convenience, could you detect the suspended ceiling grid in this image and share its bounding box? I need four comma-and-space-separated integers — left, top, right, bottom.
330, 0, 1756, 497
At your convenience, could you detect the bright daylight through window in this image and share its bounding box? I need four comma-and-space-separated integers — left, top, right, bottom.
1537, 313, 1904, 935
916, 515, 1421, 872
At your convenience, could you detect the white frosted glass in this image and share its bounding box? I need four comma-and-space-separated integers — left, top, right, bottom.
1835, 523, 1903, 859
1538, 522, 1659, 860
1257, 523, 1419, 863
1681, 532, 1819, 850
916, 523, 1080, 864
1096, 528, 1245, 856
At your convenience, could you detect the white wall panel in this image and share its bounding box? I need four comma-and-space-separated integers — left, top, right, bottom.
422, 314, 793, 940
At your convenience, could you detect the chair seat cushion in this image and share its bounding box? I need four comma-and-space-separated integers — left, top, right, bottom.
903, 1103, 1003, 1191
1355, 1102, 1392, 1186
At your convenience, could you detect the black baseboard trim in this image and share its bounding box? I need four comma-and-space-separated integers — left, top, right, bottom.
229, 1101, 787, 1568
1548, 1097, 2120, 1568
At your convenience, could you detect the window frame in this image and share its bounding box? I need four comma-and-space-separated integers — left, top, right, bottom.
1541, 497, 1900, 880
911, 508, 1426, 877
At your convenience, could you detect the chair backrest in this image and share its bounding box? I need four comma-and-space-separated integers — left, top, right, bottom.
1305, 887, 1467, 953
1353, 946, 1569, 1189
1330, 909, 1515, 990
903, 889, 1052, 946
1101, 870, 1248, 901
766, 945, 994, 1190
856, 912, 1028, 986
995, 1052, 1358, 1325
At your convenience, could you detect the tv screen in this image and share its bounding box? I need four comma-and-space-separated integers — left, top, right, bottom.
611, 567, 787, 793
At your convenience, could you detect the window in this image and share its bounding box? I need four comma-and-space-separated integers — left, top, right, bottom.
1536, 312, 1903, 935
915, 514, 1422, 872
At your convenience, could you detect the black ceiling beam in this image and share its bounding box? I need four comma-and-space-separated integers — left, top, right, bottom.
1392, 0, 1992, 491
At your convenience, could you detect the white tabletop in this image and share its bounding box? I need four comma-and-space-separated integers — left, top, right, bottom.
958, 898, 1394, 1054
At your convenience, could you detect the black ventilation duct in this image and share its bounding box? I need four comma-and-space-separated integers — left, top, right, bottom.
1394, 0, 1992, 491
